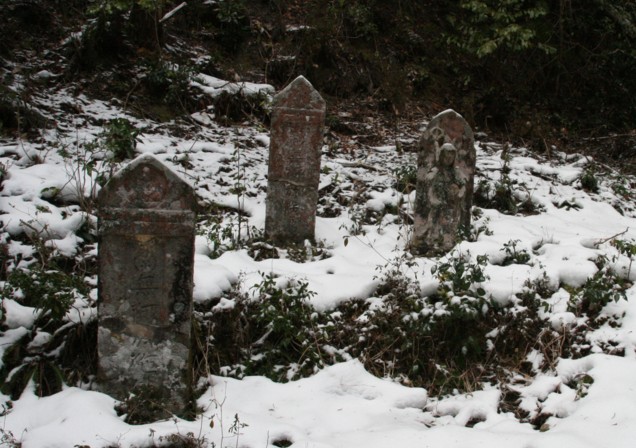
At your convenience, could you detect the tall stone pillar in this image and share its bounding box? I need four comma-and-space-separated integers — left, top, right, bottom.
97, 154, 196, 418
265, 76, 326, 244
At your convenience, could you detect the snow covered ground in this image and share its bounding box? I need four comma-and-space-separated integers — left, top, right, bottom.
1, 78, 636, 447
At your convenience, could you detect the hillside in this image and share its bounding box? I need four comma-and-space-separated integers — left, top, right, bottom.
3, 1, 636, 157
1, 1, 636, 447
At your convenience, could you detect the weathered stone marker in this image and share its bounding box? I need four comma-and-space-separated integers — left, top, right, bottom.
265, 75, 326, 244
97, 154, 196, 418
410, 109, 476, 256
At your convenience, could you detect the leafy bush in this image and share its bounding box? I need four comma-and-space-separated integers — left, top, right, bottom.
199, 215, 237, 259
91, 0, 168, 49
6, 267, 88, 320
392, 165, 417, 193
249, 275, 318, 363
1, 357, 66, 399
115, 384, 184, 424
474, 170, 539, 215
198, 249, 590, 394
91, 0, 166, 16
580, 169, 599, 193
501, 239, 531, 266
327, 0, 378, 40
143, 61, 198, 113
341, 254, 494, 391
445, 0, 554, 58
54, 118, 138, 211
463, 212, 493, 242
432, 251, 489, 299
568, 257, 629, 316
101, 118, 139, 162
199, 274, 329, 382
68, 10, 128, 72
213, 0, 250, 52
1, 265, 95, 398
216, 0, 247, 26
474, 163, 518, 214
610, 176, 633, 200
58, 118, 138, 166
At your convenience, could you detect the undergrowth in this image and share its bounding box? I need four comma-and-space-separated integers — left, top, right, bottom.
2, 177, 633, 414
0, 230, 97, 399
196, 246, 625, 396
195, 273, 334, 383
474, 154, 542, 216
567, 252, 631, 318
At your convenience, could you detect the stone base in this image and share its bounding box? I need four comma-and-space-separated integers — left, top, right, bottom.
97, 326, 192, 420
265, 181, 318, 244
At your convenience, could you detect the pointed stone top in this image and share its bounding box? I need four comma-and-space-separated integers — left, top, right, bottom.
274, 75, 326, 111
426, 108, 474, 143
99, 153, 196, 210
435, 109, 463, 120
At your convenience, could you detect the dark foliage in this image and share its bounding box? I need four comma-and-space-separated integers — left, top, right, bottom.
3, 0, 635, 138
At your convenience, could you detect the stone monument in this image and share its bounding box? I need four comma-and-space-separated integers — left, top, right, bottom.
410, 109, 476, 256
97, 154, 196, 417
265, 75, 326, 244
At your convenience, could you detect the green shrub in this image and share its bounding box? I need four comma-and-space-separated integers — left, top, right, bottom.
474, 170, 539, 216
393, 165, 417, 193
216, 0, 247, 26
345, 254, 494, 392
68, 10, 128, 72
327, 0, 378, 40
7, 267, 88, 320
143, 61, 198, 113
501, 239, 531, 266
1, 358, 65, 399
198, 251, 584, 394
1, 253, 95, 399
214, 0, 249, 52
199, 215, 236, 259
580, 169, 599, 193
244, 275, 326, 379
432, 251, 489, 299
58, 118, 138, 166
568, 257, 628, 316
463, 212, 493, 242
445, 0, 554, 58
91, 0, 168, 49
101, 118, 139, 162
200, 274, 328, 382
474, 175, 518, 215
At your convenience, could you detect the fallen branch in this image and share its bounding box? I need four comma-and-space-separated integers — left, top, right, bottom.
580, 133, 636, 142
334, 160, 382, 172
594, 227, 630, 248
159, 2, 187, 23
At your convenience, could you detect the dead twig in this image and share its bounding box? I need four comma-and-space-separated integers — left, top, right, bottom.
593, 227, 629, 248
334, 160, 383, 172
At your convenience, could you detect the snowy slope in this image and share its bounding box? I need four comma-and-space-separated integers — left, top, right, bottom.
1, 78, 636, 448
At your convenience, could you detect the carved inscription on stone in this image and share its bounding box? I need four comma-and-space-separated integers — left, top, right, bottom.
128, 239, 167, 326
97, 154, 196, 418
410, 109, 476, 256
265, 76, 326, 244
271, 111, 323, 184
